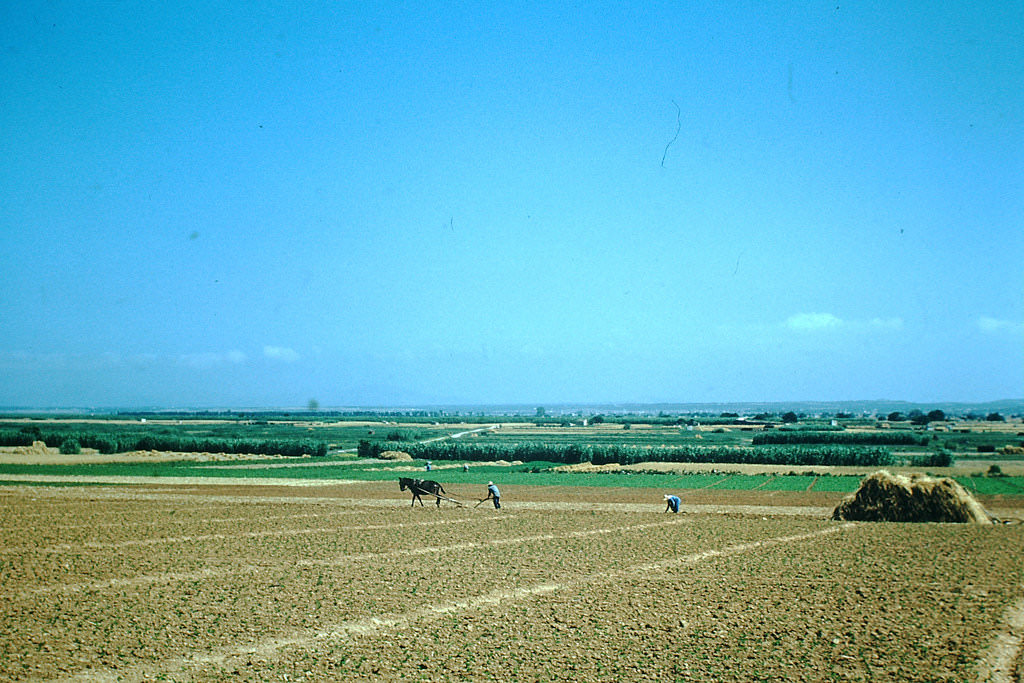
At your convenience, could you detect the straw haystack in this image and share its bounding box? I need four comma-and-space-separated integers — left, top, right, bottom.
553, 462, 623, 473
832, 470, 992, 524
378, 450, 413, 461
7, 440, 55, 455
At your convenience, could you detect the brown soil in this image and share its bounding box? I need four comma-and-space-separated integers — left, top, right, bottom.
1, 482, 1022, 682
0, 445, 294, 465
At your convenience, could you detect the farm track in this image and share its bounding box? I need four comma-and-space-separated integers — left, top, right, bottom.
2, 514, 502, 556
0, 480, 843, 517
0, 474, 364, 487
2, 484, 1023, 682
15, 508, 369, 533
978, 593, 1024, 683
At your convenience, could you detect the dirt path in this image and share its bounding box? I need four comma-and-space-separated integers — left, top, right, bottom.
0, 474, 362, 486
977, 593, 1024, 683
4, 514, 500, 558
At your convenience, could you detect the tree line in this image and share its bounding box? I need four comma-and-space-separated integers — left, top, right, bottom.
357, 440, 894, 467
752, 431, 928, 446
0, 429, 327, 457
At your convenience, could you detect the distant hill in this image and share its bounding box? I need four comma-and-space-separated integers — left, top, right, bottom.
2, 399, 1022, 418
509, 399, 1024, 417
317, 399, 1023, 417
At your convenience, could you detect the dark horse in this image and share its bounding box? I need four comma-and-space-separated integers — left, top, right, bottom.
399, 477, 447, 507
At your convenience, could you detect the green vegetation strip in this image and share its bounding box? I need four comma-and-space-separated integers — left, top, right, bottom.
759, 476, 819, 492
358, 440, 895, 467
1, 459, 1022, 496
958, 476, 1024, 496
753, 430, 927, 446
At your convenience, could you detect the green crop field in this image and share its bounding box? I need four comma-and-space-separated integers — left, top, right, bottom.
959, 476, 1024, 496
759, 475, 818, 492
2, 413, 1023, 503
803, 475, 867, 492
3, 456, 1023, 499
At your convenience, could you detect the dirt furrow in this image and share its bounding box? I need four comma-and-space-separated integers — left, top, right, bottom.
60, 524, 849, 682
18, 518, 686, 597
3, 514, 502, 556
11, 509, 365, 533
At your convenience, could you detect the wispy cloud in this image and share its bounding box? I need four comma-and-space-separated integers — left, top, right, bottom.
978, 316, 1024, 335
785, 313, 903, 333
785, 313, 842, 331
264, 345, 300, 363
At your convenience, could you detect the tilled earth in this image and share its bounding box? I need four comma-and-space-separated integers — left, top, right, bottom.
1, 481, 1022, 682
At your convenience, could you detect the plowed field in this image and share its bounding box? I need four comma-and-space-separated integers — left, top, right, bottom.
1, 482, 1022, 682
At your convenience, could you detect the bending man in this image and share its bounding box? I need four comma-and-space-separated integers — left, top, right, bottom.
485, 481, 501, 509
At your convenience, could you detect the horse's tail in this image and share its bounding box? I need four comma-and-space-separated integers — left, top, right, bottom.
437, 482, 446, 495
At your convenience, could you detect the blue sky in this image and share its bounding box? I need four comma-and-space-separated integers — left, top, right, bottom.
1, 1, 1021, 408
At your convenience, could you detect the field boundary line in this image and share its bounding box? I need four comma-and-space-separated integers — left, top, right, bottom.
4, 509, 367, 534
2, 486, 839, 517
976, 592, 1024, 683
23, 518, 686, 598
17, 567, 237, 599
0, 474, 367, 486
2, 515, 500, 556
60, 523, 849, 682
298, 517, 690, 567
0, 486, 494, 510
628, 523, 853, 575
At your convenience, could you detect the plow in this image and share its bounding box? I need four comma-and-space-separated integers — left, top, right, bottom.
429, 491, 465, 507
408, 484, 464, 507
400, 477, 493, 509
413, 487, 495, 509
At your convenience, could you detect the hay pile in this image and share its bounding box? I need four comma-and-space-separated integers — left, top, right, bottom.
553, 462, 623, 473
378, 450, 413, 461
832, 470, 992, 524
6, 440, 55, 456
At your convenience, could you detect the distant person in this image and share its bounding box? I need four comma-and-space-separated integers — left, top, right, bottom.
664, 494, 680, 513
463, 463, 469, 472
425, 461, 431, 472
485, 481, 501, 509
